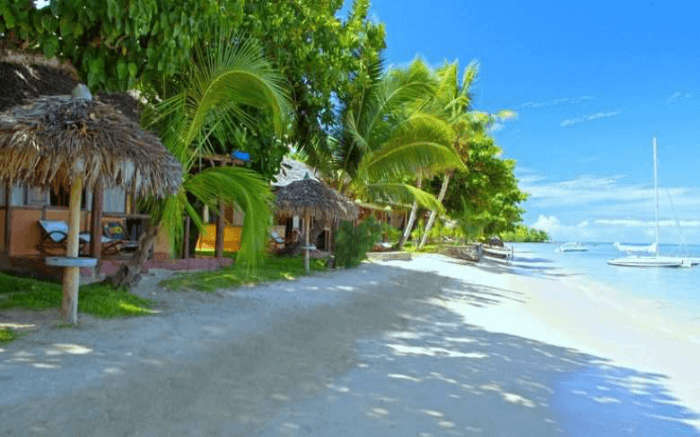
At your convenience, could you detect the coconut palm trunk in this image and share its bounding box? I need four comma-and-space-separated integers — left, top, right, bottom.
396, 174, 422, 250
108, 223, 160, 287
418, 170, 452, 249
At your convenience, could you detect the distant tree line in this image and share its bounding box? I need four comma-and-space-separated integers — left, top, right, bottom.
501, 225, 549, 243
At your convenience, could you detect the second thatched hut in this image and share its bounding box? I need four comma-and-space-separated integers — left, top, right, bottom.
275, 177, 357, 272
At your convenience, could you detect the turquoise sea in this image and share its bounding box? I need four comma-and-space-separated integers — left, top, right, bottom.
512, 242, 700, 319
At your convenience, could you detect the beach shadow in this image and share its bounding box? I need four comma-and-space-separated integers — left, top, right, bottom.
252, 266, 699, 436
0, 263, 697, 436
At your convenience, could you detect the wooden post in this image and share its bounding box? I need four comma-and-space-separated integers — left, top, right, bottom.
215, 201, 225, 258
183, 215, 191, 259
90, 180, 103, 271
304, 212, 311, 273
61, 177, 83, 325
4, 182, 11, 255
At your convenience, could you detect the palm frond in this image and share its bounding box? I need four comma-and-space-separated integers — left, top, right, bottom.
363, 182, 445, 213
359, 113, 464, 181
185, 166, 273, 269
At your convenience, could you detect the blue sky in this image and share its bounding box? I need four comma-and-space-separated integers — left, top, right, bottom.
369, 0, 700, 243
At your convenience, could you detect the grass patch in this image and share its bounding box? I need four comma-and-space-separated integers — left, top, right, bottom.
0, 273, 154, 318
0, 327, 16, 343
403, 242, 442, 254
161, 255, 328, 292
194, 249, 238, 258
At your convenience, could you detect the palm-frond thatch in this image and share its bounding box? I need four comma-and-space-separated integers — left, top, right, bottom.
0, 52, 143, 122
275, 178, 358, 223
0, 95, 181, 198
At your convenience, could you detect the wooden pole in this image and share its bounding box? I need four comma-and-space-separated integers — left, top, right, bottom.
183, 215, 191, 259
90, 180, 103, 271
61, 177, 83, 325
4, 181, 11, 255
304, 212, 311, 273
215, 201, 225, 258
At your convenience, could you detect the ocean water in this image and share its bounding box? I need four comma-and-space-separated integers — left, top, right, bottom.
511, 242, 700, 317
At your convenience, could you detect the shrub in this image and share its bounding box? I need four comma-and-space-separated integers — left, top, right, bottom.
334, 217, 383, 268
381, 222, 401, 242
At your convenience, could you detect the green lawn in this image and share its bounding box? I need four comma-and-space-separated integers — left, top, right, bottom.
0, 273, 154, 318
161, 255, 328, 292
402, 242, 442, 253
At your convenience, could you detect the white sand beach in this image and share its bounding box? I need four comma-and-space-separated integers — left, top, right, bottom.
1, 253, 698, 436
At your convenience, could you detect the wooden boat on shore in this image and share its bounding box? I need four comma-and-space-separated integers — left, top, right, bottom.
482, 244, 514, 260
441, 244, 482, 262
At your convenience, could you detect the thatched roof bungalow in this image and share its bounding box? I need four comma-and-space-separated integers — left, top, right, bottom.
275, 178, 357, 271
0, 52, 177, 277
0, 52, 182, 323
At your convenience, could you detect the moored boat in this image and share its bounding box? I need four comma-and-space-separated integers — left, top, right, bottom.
557, 242, 588, 253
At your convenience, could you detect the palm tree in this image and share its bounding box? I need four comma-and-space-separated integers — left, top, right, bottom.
327, 59, 465, 230
417, 61, 514, 249
109, 34, 290, 286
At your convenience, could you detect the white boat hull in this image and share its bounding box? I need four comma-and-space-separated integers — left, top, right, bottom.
607, 256, 691, 268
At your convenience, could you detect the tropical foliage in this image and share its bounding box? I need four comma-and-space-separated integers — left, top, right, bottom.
501, 225, 550, 243
145, 34, 289, 269
2, 0, 531, 287
334, 217, 383, 268
308, 59, 465, 215
411, 60, 519, 247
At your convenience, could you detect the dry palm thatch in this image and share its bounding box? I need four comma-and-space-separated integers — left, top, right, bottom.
0, 95, 181, 198
275, 178, 358, 223
0, 51, 143, 120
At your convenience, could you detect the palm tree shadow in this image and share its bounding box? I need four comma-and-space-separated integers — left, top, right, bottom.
258, 265, 699, 436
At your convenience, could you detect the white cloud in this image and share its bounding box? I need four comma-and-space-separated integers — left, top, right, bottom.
560, 111, 620, 127
489, 122, 505, 133
520, 170, 700, 242
595, 219, 700, 228
520, 96, 593, 109
521, 173, 700, 216
667, 91, 692, 104
530, 215, 593, 241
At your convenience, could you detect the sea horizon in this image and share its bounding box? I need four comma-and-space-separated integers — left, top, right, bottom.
513, 242, 700, 320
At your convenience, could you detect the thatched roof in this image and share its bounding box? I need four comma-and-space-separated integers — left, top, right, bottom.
0, 95, 182, 198
273, 156, 319, 187
0, 51, 143, 122
275, 178, 358, 222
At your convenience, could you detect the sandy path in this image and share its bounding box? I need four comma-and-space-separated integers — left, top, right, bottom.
1, 255, 698, 436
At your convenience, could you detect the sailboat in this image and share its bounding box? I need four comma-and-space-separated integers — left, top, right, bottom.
607, 138, 694, 268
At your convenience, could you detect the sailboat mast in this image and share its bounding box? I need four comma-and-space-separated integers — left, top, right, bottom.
653, 137, 660, 257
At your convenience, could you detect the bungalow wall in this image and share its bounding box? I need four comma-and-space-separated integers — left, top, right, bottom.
0, 184, 172, 259
195, 203, 245, 253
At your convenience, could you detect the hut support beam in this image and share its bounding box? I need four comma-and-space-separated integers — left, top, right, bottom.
304, 213, 310, 273
61, 177, 83, 325
215, 201, 225, 258
183, 215, 191, 259
4, 181, 10, 255
90, 180, 103, 271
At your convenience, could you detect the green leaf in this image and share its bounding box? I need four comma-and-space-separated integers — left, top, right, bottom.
41, 36, 59, 58
4, 9, 15, 29
60, 17, 73, 36
116, 60, 128, 80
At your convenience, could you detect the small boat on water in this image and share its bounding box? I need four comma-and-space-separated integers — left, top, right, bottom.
608, 255, 693, 268
607, 138, 695, 268
557, 242, 588, 253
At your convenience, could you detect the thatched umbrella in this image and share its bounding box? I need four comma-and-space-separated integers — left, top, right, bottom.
275, 177, 358, 272
0, 89, 182, 324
